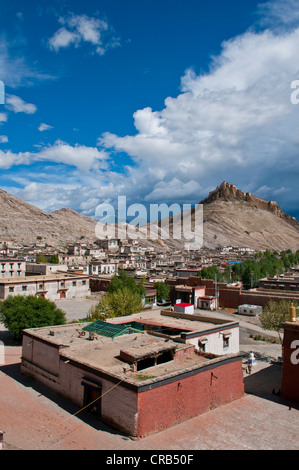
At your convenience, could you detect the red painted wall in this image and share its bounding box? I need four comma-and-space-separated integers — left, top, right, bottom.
136, 358, 244, 437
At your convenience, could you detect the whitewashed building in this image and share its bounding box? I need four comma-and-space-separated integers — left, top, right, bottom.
0, 258, 26, 278
0, 273, 90, 301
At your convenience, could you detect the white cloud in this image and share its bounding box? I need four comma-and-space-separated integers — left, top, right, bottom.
48, 13, 120, 55
0, 150, 31, 169
99, 19, 299, 213
48, 27, 79, 52
0, 38, 55, 88
5, 94, 37, 114
38, 123, 53, 132
0, 135, 8, 143
257, 0, 299, 29
0, 140, 109, 172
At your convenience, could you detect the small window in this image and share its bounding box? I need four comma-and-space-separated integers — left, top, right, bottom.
223, 337, 230, 349
72, 281, 77, 287
198, 338, 207, 352
8, 286, 14, 292
22, 286, 27, 291
82, 280, 86, 285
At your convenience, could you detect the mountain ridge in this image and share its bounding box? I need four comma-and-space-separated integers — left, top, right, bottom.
200, 181, 298, 227
0, 184, 298, 252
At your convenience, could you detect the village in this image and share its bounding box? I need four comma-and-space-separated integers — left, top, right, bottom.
0, 238, 299, 310
0, 236, 298, 450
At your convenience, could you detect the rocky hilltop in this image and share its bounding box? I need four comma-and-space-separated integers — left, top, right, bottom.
145, 181, 299, 252
200, 181, 298, 228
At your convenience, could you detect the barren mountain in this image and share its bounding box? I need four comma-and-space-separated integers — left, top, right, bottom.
0, 189, 98, 249
0, 182, 299, 252
144, 181, 299, 252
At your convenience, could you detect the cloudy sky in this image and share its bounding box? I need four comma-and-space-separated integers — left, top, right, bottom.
1, 0, 299, 221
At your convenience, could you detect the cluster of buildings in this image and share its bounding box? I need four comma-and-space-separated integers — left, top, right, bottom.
1, 238, 299, 309
1, 238, 299, 438
0, 238, 259, 304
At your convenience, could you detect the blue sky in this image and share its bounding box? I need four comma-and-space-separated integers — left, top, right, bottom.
0, 0, 299, 222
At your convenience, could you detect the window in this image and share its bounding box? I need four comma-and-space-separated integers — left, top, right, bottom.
22, 286, 27, 291
198, 338, 207, 352
8, 287, 14, 292
72, 281, 77, 287
223, 333, 231, 349
82, 280, 86, 285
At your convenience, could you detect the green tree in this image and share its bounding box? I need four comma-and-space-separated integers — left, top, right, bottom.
154, 282, 170, 303
0, 296, 66, 341
108, 270, 145, 298
259, 299, 298, 344
49, 254, 59, 264
197, 266, 224, 282
36, 252, 47, 263
88, 288, 144, 320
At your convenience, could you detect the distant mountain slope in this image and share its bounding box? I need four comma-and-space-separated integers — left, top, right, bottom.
144, 182, 299, 252
0, 189, 97, 249
0, 182, 298, 252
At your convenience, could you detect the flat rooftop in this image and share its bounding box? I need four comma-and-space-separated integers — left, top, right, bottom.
22, 310, 240, 387
109, 308, 238, 333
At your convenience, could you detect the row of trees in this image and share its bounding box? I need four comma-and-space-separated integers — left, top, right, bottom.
198, 249, 299, 289
36, 253, 59, 264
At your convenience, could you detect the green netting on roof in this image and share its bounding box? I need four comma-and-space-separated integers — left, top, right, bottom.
82, 320, 143, 338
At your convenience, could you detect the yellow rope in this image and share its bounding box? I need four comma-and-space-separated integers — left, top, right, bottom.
70, 378, 124, 419
42, 378, 124, 450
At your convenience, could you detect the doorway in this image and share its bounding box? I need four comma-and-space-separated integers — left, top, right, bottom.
83, 384, 102, 417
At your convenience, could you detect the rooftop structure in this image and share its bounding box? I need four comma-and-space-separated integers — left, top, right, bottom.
21, 310, 244, 437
